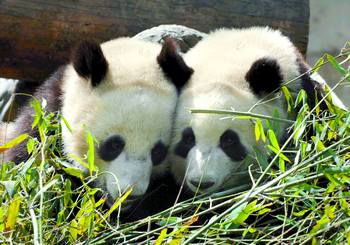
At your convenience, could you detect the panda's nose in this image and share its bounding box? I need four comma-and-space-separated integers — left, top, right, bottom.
190, 179, 215, 190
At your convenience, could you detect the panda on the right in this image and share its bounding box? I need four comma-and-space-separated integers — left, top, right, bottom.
170, 27, 346, 194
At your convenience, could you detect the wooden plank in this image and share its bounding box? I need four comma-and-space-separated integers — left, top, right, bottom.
0, 0, 309, 81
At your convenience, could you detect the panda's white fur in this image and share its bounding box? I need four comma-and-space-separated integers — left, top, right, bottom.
1, 37, 192, 212
170, 27, 343, 194
61, 38, 178, 198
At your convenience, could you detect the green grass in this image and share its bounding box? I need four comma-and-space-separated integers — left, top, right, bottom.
1, 46, 350, 244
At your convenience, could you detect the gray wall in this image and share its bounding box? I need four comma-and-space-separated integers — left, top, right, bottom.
307, 0, 350, 106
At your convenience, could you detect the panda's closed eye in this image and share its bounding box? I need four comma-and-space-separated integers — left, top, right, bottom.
174, 127, 195, 158
219, 130, 247, 161
151, 141, 168, 166
98, 135, 125, 161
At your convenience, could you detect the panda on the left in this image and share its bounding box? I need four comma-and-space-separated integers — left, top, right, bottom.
0, 37, 193, 215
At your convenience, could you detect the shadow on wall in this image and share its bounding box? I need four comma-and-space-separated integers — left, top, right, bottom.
307, 0, 350, 106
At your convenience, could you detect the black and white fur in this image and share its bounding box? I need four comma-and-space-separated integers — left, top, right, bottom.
0, 37, 192, 210
170, 27, 345, 194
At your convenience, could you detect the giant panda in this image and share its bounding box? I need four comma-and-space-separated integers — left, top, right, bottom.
0, 37, 193, 211
170, 27, 345, 194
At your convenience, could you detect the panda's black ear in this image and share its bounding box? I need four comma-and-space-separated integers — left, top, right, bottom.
157, 37, 193, 91
245, 57, 283, 96
72, 40, 108, 87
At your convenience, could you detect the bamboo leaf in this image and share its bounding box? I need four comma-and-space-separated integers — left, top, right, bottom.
295, 89, 307, 107
255, 119, 261, 142
64, 167, 84, 179
5, 197, 21, 231
64, 179, 72, 207
32, 178, 59, 203
282, 86, 294, 113
267, 130, 280, 150
158, 217, 182, 227
61, 116, 73, 133
327, 54, 350, 82
225, 201, 247, 224
31, 98, 42, 129
254, 146, 269, 170
86, 131, 96, 176
279, 158, 285, 173
267, 145, 290, 163
243, 227, 257, 237
103, 188, 133, 220
0, 134, 28, 153
293, 209, 308, 217
155, 228, 168, 245
312, 56, 325, 74
169, 215, 198, 245
69, 219, 78, 242
26, 138, 35, 154
257, 208, 271, 215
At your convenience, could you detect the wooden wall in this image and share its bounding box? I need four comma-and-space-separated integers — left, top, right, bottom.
0, 0, 309, 81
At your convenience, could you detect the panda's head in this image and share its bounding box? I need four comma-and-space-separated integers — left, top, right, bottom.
60, 37, 192, 205
170, 27, 306, 194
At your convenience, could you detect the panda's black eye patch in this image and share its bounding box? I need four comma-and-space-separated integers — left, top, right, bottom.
98, 135, 125, 161
151, 141, 168, 166
174, 127, 195, 158
245, 57, 283, 96
219, 130, 247, 161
